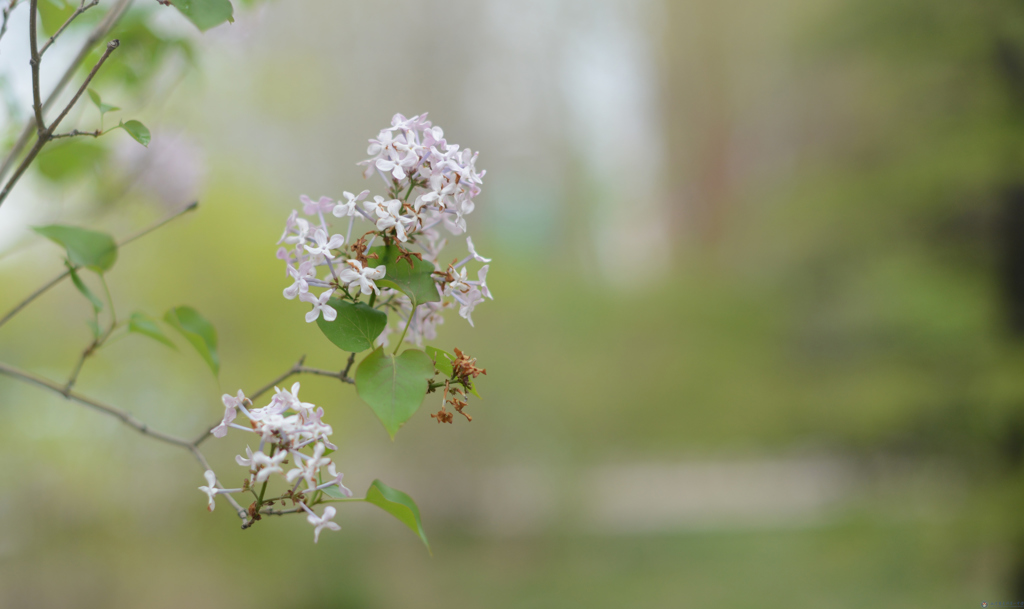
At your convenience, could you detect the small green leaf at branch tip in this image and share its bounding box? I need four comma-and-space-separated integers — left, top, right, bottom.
355, 347, 434, 439
87, 89, 120, 115
169, 0, 234, 31
369, 244, 441, 304
365, 479, 430, 553
33, 225, 117, 272
128, 312, 176, 350
68, 265, 103, 313
118, 120, 150, 147
316, 299, 387, 352
164, 306, 218, 375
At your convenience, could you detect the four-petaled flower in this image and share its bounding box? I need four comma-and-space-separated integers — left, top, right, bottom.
300, 290, 337, 323
338, 259, 386, 295
198, 470, 218, 511
304, 228, 345, 259
307, 506, 341, 543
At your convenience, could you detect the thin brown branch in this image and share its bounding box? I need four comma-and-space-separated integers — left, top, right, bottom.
0, 0, 132, 184
49, 128, 101, 139
38, 0, 99, 57
0, 0, 21, 54
28, 0, 44, 133
0, 39, 119, 207
0, 200, 198, 330
0, 360, 247, 519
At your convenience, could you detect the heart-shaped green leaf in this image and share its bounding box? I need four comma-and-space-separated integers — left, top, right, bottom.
33, 224, 118, 272
364, 479, 430, 552
164, 306, 218, 375
369, 244, 440, 304
316, 299, 387, 352
129, 312, 176, 349
356, 347, 434, 438
169, 0, 234, 31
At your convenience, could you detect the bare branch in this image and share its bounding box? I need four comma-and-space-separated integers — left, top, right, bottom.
0, 39, 120, 207
0, 201, 199, 330
0, 360, 247, 519
0, 0, 21, 54
39, 0, 99, 57
28, 0, 44, 133
0, 0, 133, 185
49, 128, 101, 139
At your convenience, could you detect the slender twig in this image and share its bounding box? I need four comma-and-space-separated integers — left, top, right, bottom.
0, 0, 21, 54
0, 201, 198, 330
0, 0, 132, 185
28, 0, 44, 133
0, 39, 119, 207
49, 129, 101, 139
38, 0, 99, 57
193, 354, 357, 446
63, 275, 116, 394
0, 360, 247, 519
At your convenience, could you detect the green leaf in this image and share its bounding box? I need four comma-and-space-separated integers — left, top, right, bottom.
68, 265, 103, 313
364, 479, 430, 552
316, 299, 387, 353
119, 120, 151, 147
87, 89, 120, 115
164, 306, 219, 375
128, 312, 176, 350
33, 225, 118, 272
425, 345, 454, 377
320, 485, 348, 499
169, 0, 234, 31
369, 244, 441, 304
425, 345, 482, 399
355, 347, 434, 439
86, 318, 101, 340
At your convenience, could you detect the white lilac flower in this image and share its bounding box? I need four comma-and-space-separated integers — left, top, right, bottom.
333, 190, 370, 218
286, 442, 331, 490
283, 262, 315, 300
307, 506, 341, 543
370, 198, 417, 242
236, 446, 255, 468
251, 450, 288, 482
300, 290, 337, 323
443, 267, 471, 297
304, 228, 345, 259
466, 236, 491, 263
477, 265, 492, 300
454, 287, 484, 327
324, 463, 353, 497
198, 470, 218, 511
338, 259, 386, 295
301, 195, 335, 216
212, 390, 247, 438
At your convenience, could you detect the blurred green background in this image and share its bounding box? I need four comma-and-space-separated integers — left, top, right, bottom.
1, 0, 1023, 607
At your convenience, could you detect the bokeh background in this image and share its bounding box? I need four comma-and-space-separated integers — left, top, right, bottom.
0, 0, 1022, 607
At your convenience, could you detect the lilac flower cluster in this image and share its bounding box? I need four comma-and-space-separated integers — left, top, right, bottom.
276, 113, 493, 343
199, 383, 352, 542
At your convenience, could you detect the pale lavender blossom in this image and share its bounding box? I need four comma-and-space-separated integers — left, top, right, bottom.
301, 290, 337, 323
